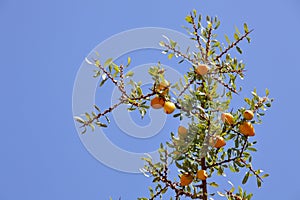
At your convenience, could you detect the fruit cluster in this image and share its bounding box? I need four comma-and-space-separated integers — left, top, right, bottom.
150, 80, 176, 114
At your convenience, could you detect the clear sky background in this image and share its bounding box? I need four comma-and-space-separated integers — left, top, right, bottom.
1, 0, 300, 199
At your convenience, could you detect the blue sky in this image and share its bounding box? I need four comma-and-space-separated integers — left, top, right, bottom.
1, 0, 300, 199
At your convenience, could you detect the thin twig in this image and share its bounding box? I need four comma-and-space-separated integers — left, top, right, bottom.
178, 78, 195, 98
206, 139, 248, 169
163, 43, 197, 64
149, 185, 168, 200
240, 159, 263, 182
214, 29, 253, 62
95, 62, 128, 98
212, 76, 238, 94
80, 101, 123, 128
119, 64, 126, 98
190, 13, 205, 59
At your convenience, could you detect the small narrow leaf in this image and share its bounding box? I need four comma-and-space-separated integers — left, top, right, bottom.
209, 182, 219, 188
257, 177, 262, 188
104, 58, 113, 67
244, 23, 249, 33
74, 116, 85, 123
265, 88, 270, 96
236, 46, 242, 54
125, 71, 134, 78
168, 53, 174, 59
261, 173, 269, 178
225, 34, 231, 44
95, 122, 108, 127
127, 57, 131, 66
242, 172, 250, 184
185, 15, 193, 24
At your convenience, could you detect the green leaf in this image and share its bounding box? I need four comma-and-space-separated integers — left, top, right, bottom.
85, 113, 91, 121
173, 113, 181, 118
94, 104, 101, 112
209, 182, 219, 187
225, 34, 231, 44
105, 115, 110, 124
265, 88, 270, 96
246, 36, 251, 43
242, 172, 250, 184
93, 70, 101, 78
236, 46, 242, 54
125, 71, 134, 78
257, 177, 262, 188
234, 33, 239, 40
193, 9, 197, 17
244, 23, 249, 33
95, 122, 108, 127
238, 186, 243, 195
214, 20, 220, 29
170, 39, 177, 48
229, 164, 236, 172
168, 53, 174, 59
113, 64, 120, 73
99, 78, 108, 87
235, 26, 241, 35
185, 15, 193, 23
244, 98, 251, 105
74, 116, 85, 124
159, 41, 165, 47
161, 187, 168, 194
247, 147, 257, 152
104, 58, 113, 67
127, 57, 131, 66
95, 60, 100, 67
261, 173, 269, 178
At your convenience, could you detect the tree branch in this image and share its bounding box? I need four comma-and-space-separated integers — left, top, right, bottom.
214, 29, 253, 62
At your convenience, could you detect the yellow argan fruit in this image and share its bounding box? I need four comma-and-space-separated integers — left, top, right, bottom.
213, 136, 226, 148
221, 113, 234, 125
163, 101, 176, 114
196, 170, 208, 181
150, 96, 165, 109
178, 126, 188, 139
195, 64, 209, 76
239, 121, 255, 136
180, 173, 194, 186
156, 80, 170, 96
243, 110, 254, 120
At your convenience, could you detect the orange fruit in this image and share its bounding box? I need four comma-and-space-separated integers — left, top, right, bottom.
213, 136, 226, 148
195, 64, 209, 76
180, 173, 194, 186
163, 101, 176, 114
178, 126, 188, 139
239, 121, 255, 136
221, 113, 234, 125
196, 170, 208, 181
243, 110, 254, 120
150, 96, 165, 109
156, 80, 170, 96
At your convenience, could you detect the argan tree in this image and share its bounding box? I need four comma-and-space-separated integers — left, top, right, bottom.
74, 10, 273, 200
